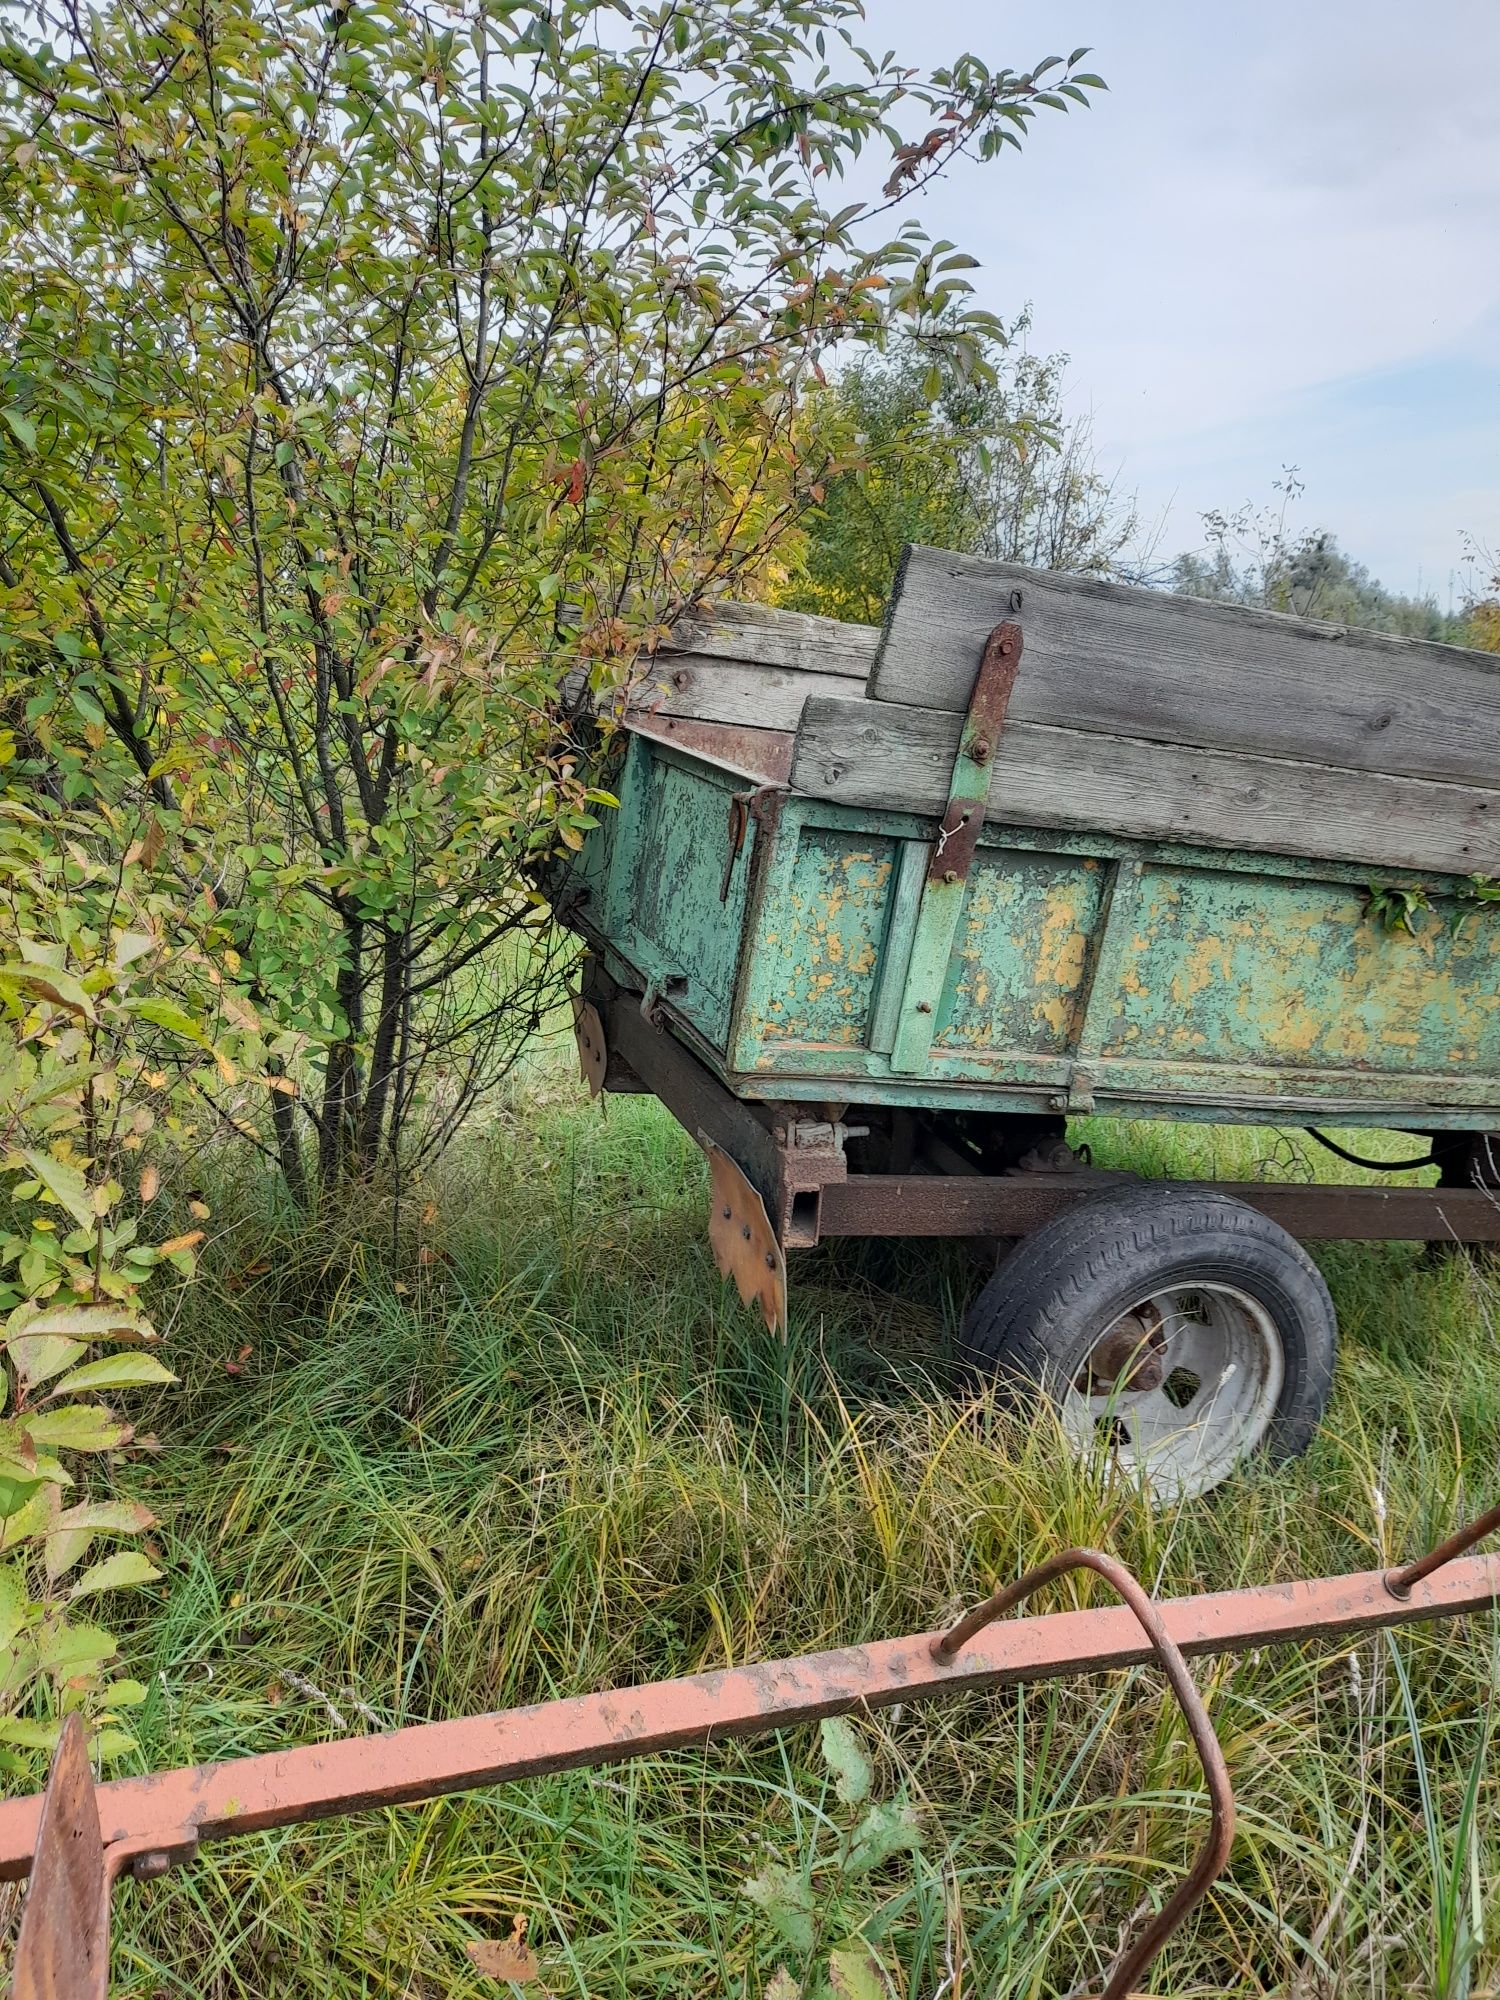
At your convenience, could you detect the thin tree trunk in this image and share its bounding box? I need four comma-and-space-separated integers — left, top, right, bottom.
266, 1058, 310, 1208
355, 928, 407, 1172
318, 910, 365, 1192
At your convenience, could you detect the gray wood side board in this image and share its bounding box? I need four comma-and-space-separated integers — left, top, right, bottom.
870, 547, 1500, 793
791, 693, 1500, 878
629, 654, 868, 732
663, 599, 878, 677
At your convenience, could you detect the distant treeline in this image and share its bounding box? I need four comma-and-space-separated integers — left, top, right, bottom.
778, 337, 1497, 650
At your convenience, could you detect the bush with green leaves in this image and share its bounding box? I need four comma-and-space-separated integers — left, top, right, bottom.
0, 0, 1102, 1197
780, 318, 1142, 625
0, 765, 248, 1771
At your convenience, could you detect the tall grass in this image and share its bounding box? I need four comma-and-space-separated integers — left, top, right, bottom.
52, 1080, 1500, 1996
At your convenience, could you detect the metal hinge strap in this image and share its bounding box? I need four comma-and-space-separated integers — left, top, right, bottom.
888, 617, 1025, 1074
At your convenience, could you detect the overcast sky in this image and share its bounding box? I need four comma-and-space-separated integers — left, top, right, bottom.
853, 0, 1500, 601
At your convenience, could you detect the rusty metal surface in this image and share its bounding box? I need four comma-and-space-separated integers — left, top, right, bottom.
3, 1552, 1499, 1888
922, 618, 1025, 888
718, 784, 783, 904
1386, 1496, 1500, 1598
704, 1137, 787, 1336
572, 996, 607, 1098
933, 1549, 1235, 2000
592, 972, 849, 1245
626, 712, 795, 783
813, 1172, 1500, 1244
11, 1716, 109, 2000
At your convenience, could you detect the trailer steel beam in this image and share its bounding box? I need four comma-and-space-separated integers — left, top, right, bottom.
814, 1173, 1500, 1244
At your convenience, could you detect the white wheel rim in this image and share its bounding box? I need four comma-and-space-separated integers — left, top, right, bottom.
1058, 1282, 1286, 1502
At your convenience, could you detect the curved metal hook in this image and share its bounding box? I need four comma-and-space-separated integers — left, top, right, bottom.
931, 1548, 1236, 2000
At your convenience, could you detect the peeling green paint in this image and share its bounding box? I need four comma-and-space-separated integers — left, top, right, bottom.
556, 732, 1500, 1131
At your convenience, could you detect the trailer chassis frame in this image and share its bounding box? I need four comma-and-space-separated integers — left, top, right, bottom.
582, 966, 1500, 1330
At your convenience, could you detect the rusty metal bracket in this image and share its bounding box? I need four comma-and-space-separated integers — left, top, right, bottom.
720, 793, 750, 901
719, 783, 781, 903
11, 1715, 108, 2000
572, 995, 607, 1099
890, 614, 1025, 1076
933, 1549, 1235, 2000
702, 1134, 787, 1335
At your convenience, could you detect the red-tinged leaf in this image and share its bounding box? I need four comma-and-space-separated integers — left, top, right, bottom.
551, 458, 586, 506
5, 1303, 154, 1344
25, 1406, 131, 1452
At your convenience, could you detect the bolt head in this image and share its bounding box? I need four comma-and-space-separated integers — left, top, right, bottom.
915, 1000, 933, 1015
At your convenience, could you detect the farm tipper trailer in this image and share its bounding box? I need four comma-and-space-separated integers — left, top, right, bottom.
12, 555, 1500, 1999
555, 548, 1500, 1499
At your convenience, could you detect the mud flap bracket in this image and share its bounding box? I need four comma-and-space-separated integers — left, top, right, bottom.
701, 1135, 788, 1337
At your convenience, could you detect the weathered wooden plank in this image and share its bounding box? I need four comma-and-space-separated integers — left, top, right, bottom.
870, 548, 1500, 793
790, 694, 1500, 877
663, 599, 878, 676
629, 653, 867, 730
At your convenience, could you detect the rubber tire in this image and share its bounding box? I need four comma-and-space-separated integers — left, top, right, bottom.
960, 1183, 1338, 1480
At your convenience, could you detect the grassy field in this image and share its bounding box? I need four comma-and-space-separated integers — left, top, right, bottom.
56, 1070, 1500, 1998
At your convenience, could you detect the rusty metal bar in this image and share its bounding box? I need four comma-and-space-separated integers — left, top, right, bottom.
813, 1172, 1500, 1245
587, 969, 850, 1245
1386, 1497, 1500, 1598
3, 1552, 1499, 1888
933, 1549, 1235, 2000
9, 1715, 186, 2000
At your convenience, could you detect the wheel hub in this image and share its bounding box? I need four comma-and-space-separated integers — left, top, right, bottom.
1061, 1283, 1286, 1502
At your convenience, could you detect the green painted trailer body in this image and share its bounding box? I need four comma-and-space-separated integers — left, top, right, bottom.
565, 727, 1500, 1133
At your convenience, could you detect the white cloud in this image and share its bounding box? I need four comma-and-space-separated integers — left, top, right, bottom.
851, 0, 1500, 589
